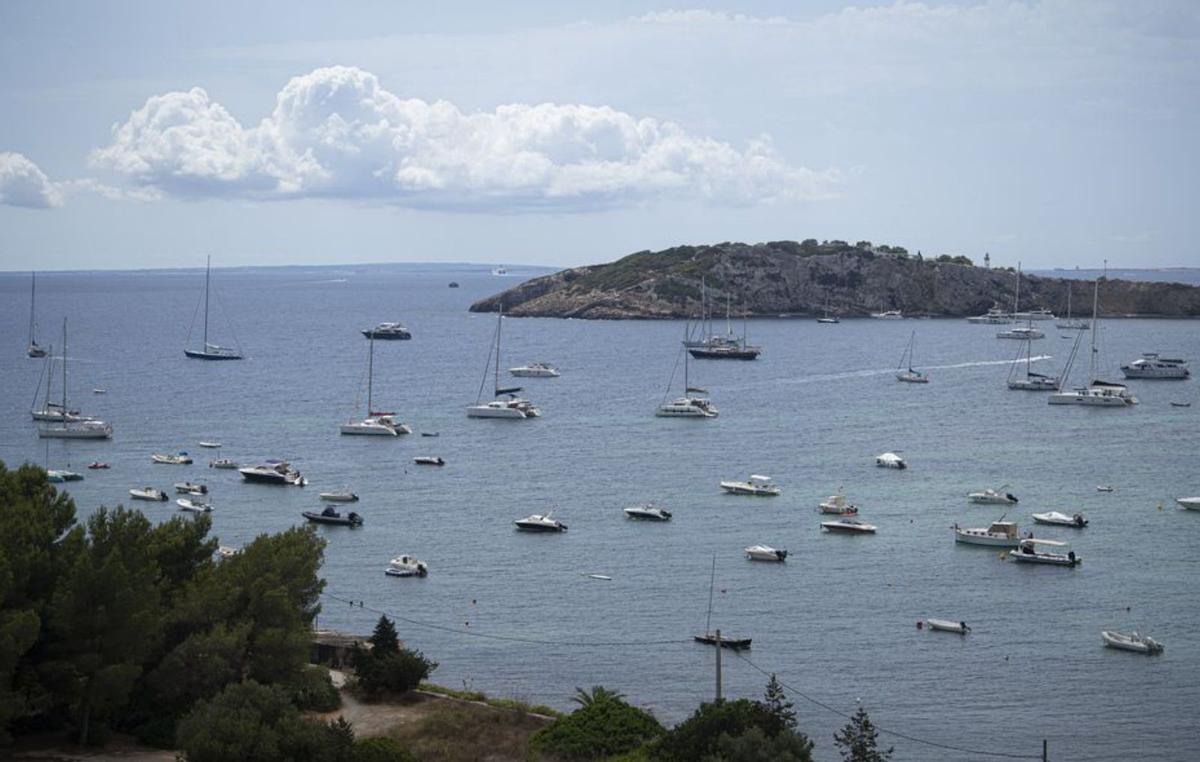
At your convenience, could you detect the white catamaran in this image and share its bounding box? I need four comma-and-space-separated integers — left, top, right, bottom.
185, 256, 243, 360
658, 325, 719, 417
38, 319, 113, 440
467, 304, 540, 419
341, 333, 411, 436
1049, 267, 1137, 407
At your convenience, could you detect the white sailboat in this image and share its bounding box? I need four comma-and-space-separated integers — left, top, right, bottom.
1049, 267, 1137, 407
467, 304, 540, 419
998, 264, 1045, 339
657, 327, 719, 417
1056, 283, 1089, 330
185, 256, 243, 360
1007, 332, 1079, 391
895, 331, 928, 383
340, 333, 411, 436
38, 320, 113, 440
27, 272, 47, 358
31, 346, 89, 422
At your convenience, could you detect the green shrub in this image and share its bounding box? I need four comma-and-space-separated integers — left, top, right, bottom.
532, 690, 663, 760
354, 645, 437, 698
351, 736, 418, 762
290, 665, 341, 712
652, 699, 812, 762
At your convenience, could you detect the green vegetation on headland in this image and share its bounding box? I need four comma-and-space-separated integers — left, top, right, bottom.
469, 240, 1200, 319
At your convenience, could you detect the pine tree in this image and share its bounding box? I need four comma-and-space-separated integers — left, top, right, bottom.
763, 674, 796, 729
833, 705, 893, 762
369, 616, 399, 657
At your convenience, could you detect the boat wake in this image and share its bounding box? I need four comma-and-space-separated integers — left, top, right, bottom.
772, 356, 1055, 386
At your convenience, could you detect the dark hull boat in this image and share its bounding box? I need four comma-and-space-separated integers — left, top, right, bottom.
185, 257, 243, 360
693, 632, 752, 649
303, 507, 363, 527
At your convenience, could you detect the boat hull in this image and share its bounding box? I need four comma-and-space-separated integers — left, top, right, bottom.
954, 530, 1019, 547
926, 619, 970, 634
184, 349, 243, 360
467, 404, 528, 419
1174, 497, 1200, 511
39, 425, 112, 439
694, 633, 752, 649
361, 330, 411, 340
340, 423, 401, 436
1048, 391, 1131, 406
688, 348, 760, 360
1101, 631, 1163, 654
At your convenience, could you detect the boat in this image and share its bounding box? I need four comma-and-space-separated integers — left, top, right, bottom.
1101, 630, 1163, 655
1032, 511, 1088, 528
657, 331, 719, 418
198, 441, 222, 448
1007, 331, 1077, 391
385, 554, 429, 577
1049, 268, 1138, 407
176, 498, 213, 513
967, 486, 1019, 505
184, 256, 244, 360
719, 474, 781, 496
1013, 308, 1055, 321
174, 481, 208, 495
302, 506, 363, 526
509, 362, 560, 378
47, 470, 83, 483
319, 490, 359, 502
745, 545, 787, 562
93, 388, 106, 394
1056, 284, 1089, 330
514, 512, 567, 532
925, 619, 971, 634
1171, 402, 1192, 408
413, 456, 445, 466
1175, 497, 1200, 511
875, 452, 906, 469
997, 325, 1045, 340
467, 304, 540, 419
421, 432, 440, 437
361, 322, 411, 340
448, 282, 460, 288
87, 462, 109, 470
152, 452, 193, 465
1008, 537, 1079, 566
954, 520, 1021, 547
492, 266, 508, 276
37, 320, 113, 440
209, 458, 239, 469
129, 487, 168, 501
30, 348, 89, 422
1096, 485, 1115, 493
895, 331, 928, 383
821, 519, 877, 534
216, 546, 239, 559
688, 294, 761, 360
817, 304, 840, 324
1120, 353, 1189, 380
239, 460, 306, 486
26, 272, 47, 358
818, 490, 858, 516
694, 556, 751, 649
870, 309, 903, 320
623, 503, 672, 521
341, 333, 411, 436
966, 306, 1012, 324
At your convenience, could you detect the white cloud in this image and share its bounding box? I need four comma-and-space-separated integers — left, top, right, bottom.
0, 152, 63, 208
88, 66, 839, 210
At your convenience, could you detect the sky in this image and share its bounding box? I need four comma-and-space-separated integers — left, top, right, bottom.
1, 0, 1197, 271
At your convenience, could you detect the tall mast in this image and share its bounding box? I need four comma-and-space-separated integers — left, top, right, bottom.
1014, 262, 1021, 314
60, 319, 68, 416
725, 294, 732, 337
704, 555, 716, 634
1088, 270, 1100, 383
28, 272, 36, 345
683, 322, 690, 392
203, 256, 211, 349
494, 303, 503, 394
1065, 284, 1072, 320
366, 334, 374, 413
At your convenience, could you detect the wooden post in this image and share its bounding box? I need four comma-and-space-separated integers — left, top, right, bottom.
1043, 739, 1048, 761
715, 629, 722, 702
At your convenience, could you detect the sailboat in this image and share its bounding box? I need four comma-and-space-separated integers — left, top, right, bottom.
688, 294, 761, 360
467, 304, 540, 419
340, 333, 411, 436
27, 272, 47, 358
31, 345, 88, 422
895, 331, 928, 383
1049, 267, 1137, 407
693, 556, 751, 649
1056, 282, 1089, 330
1008, 331, 1080, 391
817, 302, 840, 324
997, 263, 1044, 339
658, 325, 719, 417
38, 319, 113, 439
185, 257, 243, 360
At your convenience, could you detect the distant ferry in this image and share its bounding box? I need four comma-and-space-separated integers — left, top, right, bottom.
492, 266, 508, 276
1121, 353, 1189, 379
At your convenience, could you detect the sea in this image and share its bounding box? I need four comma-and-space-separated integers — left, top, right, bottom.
1, 263, 1197, 761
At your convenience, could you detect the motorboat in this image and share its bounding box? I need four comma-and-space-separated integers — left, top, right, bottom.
821, 519, 877, 534
997, 325, 1045, 340
413, 456, 445, 466
184, 257, 244, 360
1120, 353, 1189, 379
46, 470, 83, 483
870, 310, 903, 320
37, 320, 113, 440
239, 460, 306, 486
967, 486, 1019, 505
152, 452, 193, 465
1171, 402, 1192, 408
26, 272, 47, 358
693, 632, 752, 649
216, 546, 239, 559
385, 554, 429, 577
954, 520, 1021, 547
719, 475, 781, 496
176, 497, 213, 513
1175, 497, 1200, 511
623, 503, 672, 521
1096, 485, 1115, 493
514, 512, 567, 532
129, 487, 168, 501
925, 619, 971, 634
895, 330, 928, 383
1049, 271, 1138, 407
966, 307, 1012, 324
875, 452, 906, 469
492, 266, 508, 276
209, 458, 239, 469
198, 441, 222, 448
87, 462, 109, 470
361, 322, 411, 340
468, 304, 540, 419
1101, 630, 1163, 655
302, 506, 364, 527
319, 490, 359, 502
509, 362, 560, 378
341, 333, 412, 436
1008, 538, 1079, 566
819, 491, 858, 516
745, 545, 788, 562
1032, 511, 1088, 528
448, 282, 460, 288
174, 481, 208, 495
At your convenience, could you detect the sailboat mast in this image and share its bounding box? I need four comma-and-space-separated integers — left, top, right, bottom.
494, 304, 503, 394
1088, 272, 1100, 382
1014, 262, 1021, 314
366, 334, 374, 413
60, 319, 68, 415
725, 294, 732, 336
28, 272, 36, 345
202, 256, 211, 349
704, 555, 716, 634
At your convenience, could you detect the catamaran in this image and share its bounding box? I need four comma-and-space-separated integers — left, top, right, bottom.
1007, 332, 1080, 391
27, 272, 47, 358
657, 334, 718, 418
37, 320, 113, 440
895, 331, 928, 383
341, 333, 411, 436
185, 257, 243, 360
1056, 283, 1088, 330
1049, 268, 1137, 407
467, 304, 540, 419
998, 264, 1046, 339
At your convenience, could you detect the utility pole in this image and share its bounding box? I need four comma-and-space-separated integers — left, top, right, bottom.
1042, 739, 1048, 761
714, 629, 722, 702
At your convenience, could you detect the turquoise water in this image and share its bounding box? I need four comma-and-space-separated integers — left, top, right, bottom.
2, 265, 1197, 760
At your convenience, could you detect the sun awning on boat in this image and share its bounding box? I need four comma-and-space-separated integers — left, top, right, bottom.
1022, 538, 1067, 546
685, 386, 708, 394
495, 386, 523, 395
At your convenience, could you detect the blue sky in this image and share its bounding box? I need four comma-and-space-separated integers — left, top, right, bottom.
1, 1, 1197, 271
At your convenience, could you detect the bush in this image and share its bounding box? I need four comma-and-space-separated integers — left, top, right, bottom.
351, 736, 418, 762
354, 645, 437, 698
653, 699, 811, 762
532, 690, 663, 759
290, 666, 342, 712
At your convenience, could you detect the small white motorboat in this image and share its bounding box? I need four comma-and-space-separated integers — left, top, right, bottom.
623, 503, 672, 521
1101, 630, 1163, 655
925, 618, 971, 634
177, 497, 213, 513
152, 452, 193, 465
174, 481, 208, 495
198, 441, 222, 448
509, 362, 560, 378
822, 519, 877, 534
719, 475, 781, 496
129, 487, 168, 501
319, 490, 359, 502
47, 470, 83, 483
1008, 538, 1079, 566
239, 460, 306, 486
216, 545, 239, 559
997, 326, 1045, 340
385, 555, 429, 577
514, 512, 568, 532
818, 491, 858, 515
875, 452, 906, 469
413, 456, 445, 466
954, 520, 1021, 547
1175, 497, 1200, 511
1032, 511, 1088, 528
209, 458, 239, 469
745, 545, 788, 562
1096, 485, 1115, 493
967, 486, 1018, 505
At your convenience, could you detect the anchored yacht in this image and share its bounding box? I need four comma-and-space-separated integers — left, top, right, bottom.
719, 475, 781, 496
1120, 354, 1189, 379
239, 460, 306, 486
361, 322, 411, 340
468, 305, 540, 419
509, 362, 560, 378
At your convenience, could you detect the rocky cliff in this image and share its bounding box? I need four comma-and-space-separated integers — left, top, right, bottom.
469, 241, 1200, 319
